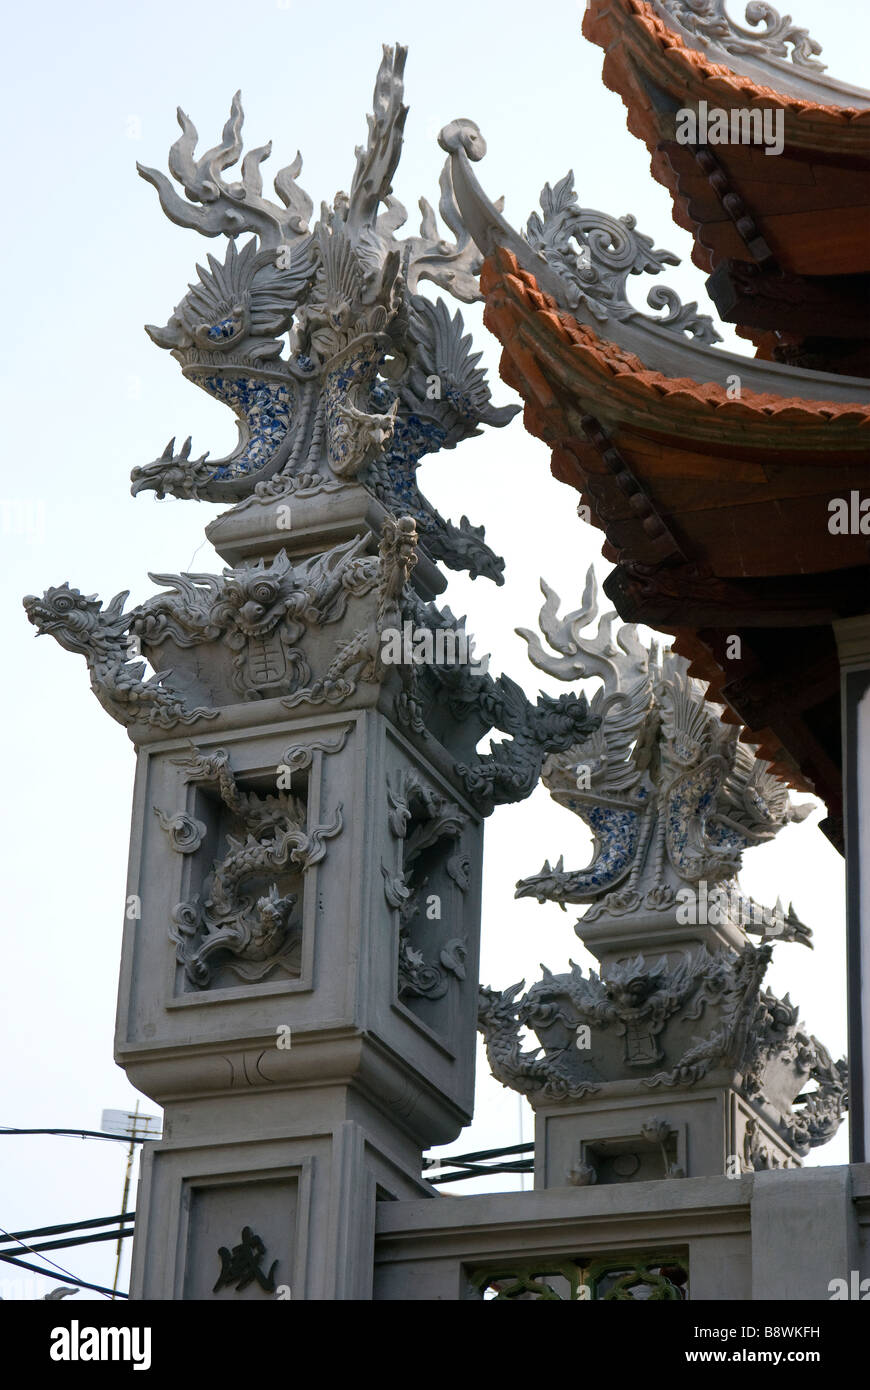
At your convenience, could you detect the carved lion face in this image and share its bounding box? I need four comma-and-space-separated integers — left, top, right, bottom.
219, 552, 298, 636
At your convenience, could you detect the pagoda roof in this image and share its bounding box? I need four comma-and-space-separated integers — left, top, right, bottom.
478, 244, 870, 834
440, 122, 870, 842
435, 12, 870, 844
582, 1, 870, 369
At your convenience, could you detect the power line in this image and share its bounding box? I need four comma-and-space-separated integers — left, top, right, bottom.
0, 1127, 157, 1145
0, 1223, 117, 1301
0, 1212, 135, 1243
423, 1141, 535, 1185
0, 1252, 127, 1300
424, 1141, 533, 1166
4, 1229, 133, 1256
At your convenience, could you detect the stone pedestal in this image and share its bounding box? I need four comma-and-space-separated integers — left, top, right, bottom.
534, 1081, 799, 1190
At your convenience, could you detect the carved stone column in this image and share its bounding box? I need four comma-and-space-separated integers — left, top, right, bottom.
119, 672, 485, 1299
479, 571, 847, 1190
23, 47, 600, 1299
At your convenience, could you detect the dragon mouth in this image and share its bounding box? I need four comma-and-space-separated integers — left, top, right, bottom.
233, 617, 287, 638
23, 599, 77, 637
131, 370, 299, 498
179, 353, 294, 382
24, 611, 90, 654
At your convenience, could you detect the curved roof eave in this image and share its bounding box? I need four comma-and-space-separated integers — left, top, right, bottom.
645, 0, 870, 109
444, 133, 870, 409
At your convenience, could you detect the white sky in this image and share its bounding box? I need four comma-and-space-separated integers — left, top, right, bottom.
2, 0, 863, 1299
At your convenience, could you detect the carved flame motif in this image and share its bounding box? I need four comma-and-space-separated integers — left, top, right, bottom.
514, 567, 812, 922
131, 46, 518, 585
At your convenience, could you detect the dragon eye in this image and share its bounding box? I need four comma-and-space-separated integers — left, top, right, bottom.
252, 584, 274, 603
54, 595, 73, 611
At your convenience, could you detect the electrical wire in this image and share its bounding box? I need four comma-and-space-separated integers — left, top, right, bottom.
0, 1223, 116, 1300
0, 1252, 127, 1299
3, 1229, 133, 1256
0, 1126, 148, 1299
0, 1127, 157, 1145
1, 1213, 135, 1243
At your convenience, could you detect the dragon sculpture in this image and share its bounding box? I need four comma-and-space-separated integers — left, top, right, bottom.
513, 567, 813, 931
23, 518, 603, 823
478, 943, 848, 1157
130, 45, 518, 584
475, 565, 846, 1172
169, 745, 342, 988
22, 583, 218, 730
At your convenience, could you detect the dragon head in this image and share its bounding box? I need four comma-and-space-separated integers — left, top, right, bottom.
602, 955, 668, 1010
23, 584, 130, 659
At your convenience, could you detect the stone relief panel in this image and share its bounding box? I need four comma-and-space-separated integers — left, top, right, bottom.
166, 737, 345, 990
182, 1176, 298, 1301
568, 1119, 686, 1186
381, 766, 470, 1028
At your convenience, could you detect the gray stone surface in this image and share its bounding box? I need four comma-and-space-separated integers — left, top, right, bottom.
477, 571, 847, 1187
130, 45, 519, 588
372, 1163, 870, 1300
750, 1166, 860, 1300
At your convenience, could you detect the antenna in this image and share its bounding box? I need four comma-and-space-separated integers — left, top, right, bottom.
100, 1104, 162, 1298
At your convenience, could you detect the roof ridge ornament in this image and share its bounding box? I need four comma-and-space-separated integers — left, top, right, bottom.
437, 123, 722, 346
524, 171, 723, 346
658, 0, 826, 72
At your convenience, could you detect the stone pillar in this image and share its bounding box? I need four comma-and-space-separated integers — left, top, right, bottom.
834, 614, 870, 1164
24, 48, 604, 1299
23, 45, 577, 1300
478, 572, 848, 1192
750, 1167, 860, 1300
120, 696, 484, 1300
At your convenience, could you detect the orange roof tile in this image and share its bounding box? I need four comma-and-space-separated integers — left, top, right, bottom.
480, 247, 870, 428
585, 0, 870, 121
